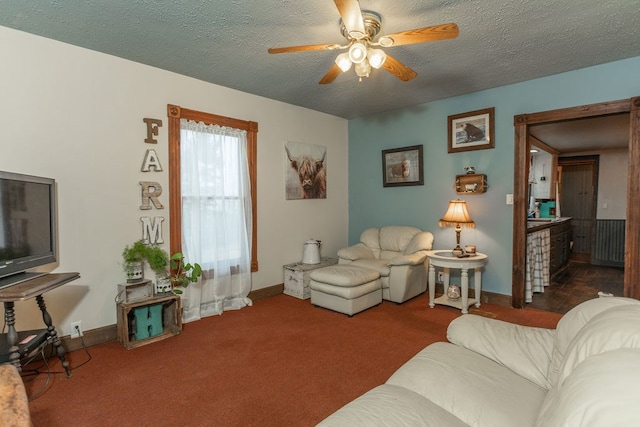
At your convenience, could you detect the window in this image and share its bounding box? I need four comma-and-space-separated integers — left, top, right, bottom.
167, 104, 258, 272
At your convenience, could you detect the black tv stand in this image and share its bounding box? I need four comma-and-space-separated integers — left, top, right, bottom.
0, 272, 80, 378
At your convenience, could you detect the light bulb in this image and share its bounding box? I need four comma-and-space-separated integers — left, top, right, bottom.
355, 60, 371, 78
335, 52, 352, 72
367, 48, 386, 69
348, 42, 367, 64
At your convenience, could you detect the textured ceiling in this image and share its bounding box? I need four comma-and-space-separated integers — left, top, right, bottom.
0, 1, 638, 119
530, 114, 630, 153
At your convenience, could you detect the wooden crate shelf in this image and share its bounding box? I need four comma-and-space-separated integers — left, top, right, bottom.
116, 294, 182, 349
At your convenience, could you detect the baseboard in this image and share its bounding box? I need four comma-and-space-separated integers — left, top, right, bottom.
61, 324, 118, 353
59, 283, 510, 352
59, 284, 286, 351
249, 283, 284, 301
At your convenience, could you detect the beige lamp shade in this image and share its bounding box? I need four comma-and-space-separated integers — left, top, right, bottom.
439, 200, 475, 255
439, 200, 475, 228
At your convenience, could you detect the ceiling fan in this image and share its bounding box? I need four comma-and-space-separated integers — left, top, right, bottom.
268, 0, 459, 84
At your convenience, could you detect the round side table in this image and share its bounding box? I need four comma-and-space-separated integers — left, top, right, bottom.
426, 250, 488, 314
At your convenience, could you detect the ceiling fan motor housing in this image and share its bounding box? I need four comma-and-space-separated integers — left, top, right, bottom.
340, 11, 382, 41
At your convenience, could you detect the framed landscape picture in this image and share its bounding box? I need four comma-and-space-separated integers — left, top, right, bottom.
448, 107, 495, 153
382, 145, 424, 187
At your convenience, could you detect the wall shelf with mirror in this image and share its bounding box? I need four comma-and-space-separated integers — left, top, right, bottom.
455, 174, 487, 194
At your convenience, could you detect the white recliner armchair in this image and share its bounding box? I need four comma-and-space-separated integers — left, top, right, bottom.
337, 226, 434, 303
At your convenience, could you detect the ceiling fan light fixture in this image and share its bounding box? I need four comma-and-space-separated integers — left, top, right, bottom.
355, 60, 371, 78
335, 52, 352, 72
268, 6, 459, 86
348, 41, 368, 64
367, 48, 386, 69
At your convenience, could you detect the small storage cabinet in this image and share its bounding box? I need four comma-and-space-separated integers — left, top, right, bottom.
283, 258, 338, 299
116, 294, 182, 349
550, 220, 572, 276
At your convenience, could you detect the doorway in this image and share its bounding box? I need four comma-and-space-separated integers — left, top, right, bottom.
511, 97, 640, 308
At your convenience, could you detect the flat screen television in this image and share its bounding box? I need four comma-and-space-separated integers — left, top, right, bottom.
0, 171, 57, 288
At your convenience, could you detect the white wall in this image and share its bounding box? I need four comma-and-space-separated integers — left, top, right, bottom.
596, 149, 627, 219
0, 26, 349, 335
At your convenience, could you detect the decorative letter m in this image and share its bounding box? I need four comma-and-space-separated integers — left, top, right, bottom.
140, 217, 165, 244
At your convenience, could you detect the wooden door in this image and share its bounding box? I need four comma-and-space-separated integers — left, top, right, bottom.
561, 163, 595, 254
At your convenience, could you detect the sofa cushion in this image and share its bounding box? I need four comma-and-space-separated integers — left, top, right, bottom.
403, 231, 434, 255
310, 265, 380, 287
310, 279, 381, 300
336, 243, 375, 262
447, 314, 555, 389
317, 384, 468, 427
548, 296, 640, 388
349, 259, 390, 277
536, 349, 640, 427
379, 226, 421, 253
386, 342, 546, 427
360, 227, 381, 258
387, 252, 427, 267
556, 303, 640, 385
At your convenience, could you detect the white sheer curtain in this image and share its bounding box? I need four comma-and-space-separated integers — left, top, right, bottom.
179, 118, 252, 321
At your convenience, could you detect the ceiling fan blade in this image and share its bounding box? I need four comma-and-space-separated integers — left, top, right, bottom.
334, 0, 365, 38
319, 63, 342, 85
382, 23, 459, 47
268, 43, 340, 54
382, 54, 418, 82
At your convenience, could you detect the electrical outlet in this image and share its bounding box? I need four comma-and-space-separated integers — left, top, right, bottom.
437, 272, 444, 283
71, 321, 83, 338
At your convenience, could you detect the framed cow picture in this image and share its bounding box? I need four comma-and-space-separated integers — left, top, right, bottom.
448, 107, 495, 153
285, 141, 327, 200
382, 145, 424, 187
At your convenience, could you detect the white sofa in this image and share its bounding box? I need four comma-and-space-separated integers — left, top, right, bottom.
336, 226, 434, 303
318, 296, 640, 426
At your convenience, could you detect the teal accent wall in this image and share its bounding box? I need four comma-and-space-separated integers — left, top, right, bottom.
348, 56, 640, 297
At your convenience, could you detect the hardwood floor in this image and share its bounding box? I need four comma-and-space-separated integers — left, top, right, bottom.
526, 259, 624, 314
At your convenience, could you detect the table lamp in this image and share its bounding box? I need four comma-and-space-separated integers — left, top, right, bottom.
439, 199, 475, 256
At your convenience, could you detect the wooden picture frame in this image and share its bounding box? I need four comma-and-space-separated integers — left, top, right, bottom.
382, 145, 424, 187
448, 107, 495, 153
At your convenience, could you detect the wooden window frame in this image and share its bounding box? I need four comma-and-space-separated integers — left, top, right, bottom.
167, 104, 258, 272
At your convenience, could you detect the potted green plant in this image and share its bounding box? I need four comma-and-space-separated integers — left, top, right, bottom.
145, 244, 171, 294
145, 245, 170, 276
169, 253, 203, 294
122, 240, 148, 282
122, 240, 169, 284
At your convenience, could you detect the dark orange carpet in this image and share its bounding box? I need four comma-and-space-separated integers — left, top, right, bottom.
24, 294, 560, 426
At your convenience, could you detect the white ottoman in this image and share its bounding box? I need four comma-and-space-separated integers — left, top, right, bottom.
309, 265, 382, 316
